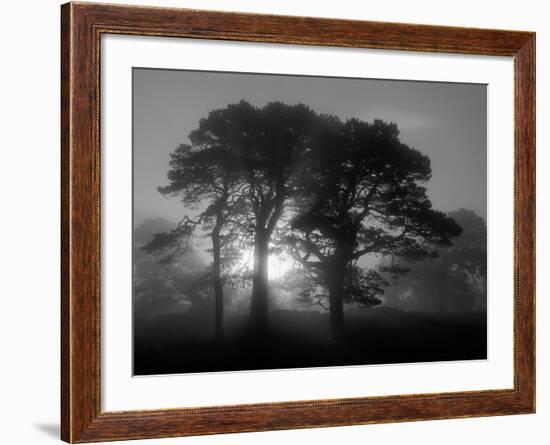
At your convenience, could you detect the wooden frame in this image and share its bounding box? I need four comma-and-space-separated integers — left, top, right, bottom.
61, 2, 535, 442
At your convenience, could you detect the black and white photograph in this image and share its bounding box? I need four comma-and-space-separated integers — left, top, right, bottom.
132, 68, 488, 376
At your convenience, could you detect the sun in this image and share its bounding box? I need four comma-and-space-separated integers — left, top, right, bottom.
267, 254, 295, 281
235, 250, 295, 281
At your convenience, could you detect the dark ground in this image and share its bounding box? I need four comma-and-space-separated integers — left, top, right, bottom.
133, 306, 487, 375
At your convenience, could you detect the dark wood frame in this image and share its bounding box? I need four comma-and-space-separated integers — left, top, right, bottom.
61, 2, 536, 442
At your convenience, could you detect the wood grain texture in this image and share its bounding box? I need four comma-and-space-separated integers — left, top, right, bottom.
60, 2, 536, 442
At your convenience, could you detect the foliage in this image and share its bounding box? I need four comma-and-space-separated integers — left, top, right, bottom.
287, 117, 462, 314
139, 101, 466, 336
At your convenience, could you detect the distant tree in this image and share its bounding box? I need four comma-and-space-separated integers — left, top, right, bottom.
134, 224, 210, 318
381, 209, 486, 313
289, 117, 462, 339
444, 209, 487, 310
134, 252, 179, 308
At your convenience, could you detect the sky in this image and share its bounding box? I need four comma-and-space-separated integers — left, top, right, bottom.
133, 68, 487, 227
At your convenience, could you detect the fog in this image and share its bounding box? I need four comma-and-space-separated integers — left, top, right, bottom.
132, 69, 487, 375
133, 68, 487, 227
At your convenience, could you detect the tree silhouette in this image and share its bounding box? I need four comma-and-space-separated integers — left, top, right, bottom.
145, 104, 250, 343
151, 101, 317, 336
145, 102, 464, 341
186, 101, 317, 334
289, 117, 462, 339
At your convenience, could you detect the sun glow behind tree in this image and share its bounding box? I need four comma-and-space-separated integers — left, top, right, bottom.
234, 248, 297, 282
144, 101, 462, 341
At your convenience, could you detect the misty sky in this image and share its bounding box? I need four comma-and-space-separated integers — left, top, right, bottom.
133, 68, 487, 227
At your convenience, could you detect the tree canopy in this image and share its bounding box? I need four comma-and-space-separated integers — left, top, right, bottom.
287, 117, 462, 336
145, 101, 463, 340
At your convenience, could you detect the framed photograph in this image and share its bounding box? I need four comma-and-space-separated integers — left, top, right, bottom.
61, 2, 535, 442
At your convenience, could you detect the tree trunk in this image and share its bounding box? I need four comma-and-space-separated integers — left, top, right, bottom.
211, 227, 224, 344
250, 229, 269, 334
327, 263, 346, 341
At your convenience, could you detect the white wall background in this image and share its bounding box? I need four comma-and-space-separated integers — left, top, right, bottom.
0, 1, 546, 444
